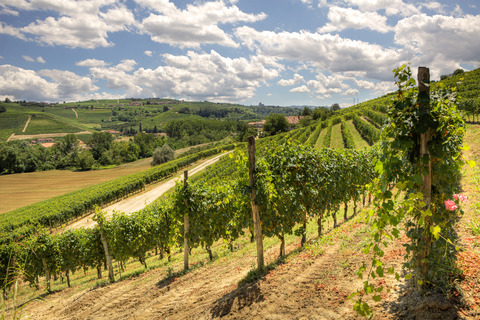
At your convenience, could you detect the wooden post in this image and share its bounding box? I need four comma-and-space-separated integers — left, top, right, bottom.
417, 66, 432, 284
99, 227, 115, 283
248, 136, 264, 269
183, 170, 189, 271
418, 67, 432, 208
41, 258, 51, 293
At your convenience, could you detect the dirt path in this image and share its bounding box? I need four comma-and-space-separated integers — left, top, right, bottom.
65, 152, 231, 230
72, 108, 78, 118
7, 131, 92, 141
22, 115, 32, 132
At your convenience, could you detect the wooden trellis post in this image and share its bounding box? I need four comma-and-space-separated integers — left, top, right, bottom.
248, 136, 264, 269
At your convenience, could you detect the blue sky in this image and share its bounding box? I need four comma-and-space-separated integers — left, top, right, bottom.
1, 0, 479, 107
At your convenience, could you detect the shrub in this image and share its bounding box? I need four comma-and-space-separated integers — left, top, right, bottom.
151, 144, 174, 166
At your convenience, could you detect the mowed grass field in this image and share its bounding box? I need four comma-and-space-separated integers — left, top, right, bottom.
0, 158, 152, 214
0, 142, 216, 214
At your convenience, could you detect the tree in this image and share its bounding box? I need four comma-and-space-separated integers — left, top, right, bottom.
452, 68, 464, 76
301, 106, 312, 116
61, 134, 79, 155
0, 104, 6, 113
88, 132, 114, 160
151, 144, 174, 166
312, 107, 332, 121
330, 103, 340, 112
76, 150, 95, 171
263, 113, 289, 135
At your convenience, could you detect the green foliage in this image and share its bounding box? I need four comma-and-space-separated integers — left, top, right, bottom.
323, 122, 332, 148
363, 109, 388, 128
0, 144, 235, 235
312, 107, 333, 121
341, 119, 356, 149
352, 64, 469, 317
352, 115, 380, 146
330, 103, 341, 112
76, 149, 94, 171
88, 132, 114, 160
151, 144, 174, 166
263, 113, 289, 135
305, 121, 325, 147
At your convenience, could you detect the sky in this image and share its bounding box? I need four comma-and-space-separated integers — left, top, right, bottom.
0, 0, 479, 108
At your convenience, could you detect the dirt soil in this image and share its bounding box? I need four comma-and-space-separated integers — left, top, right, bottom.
22, 208, 480, 320
7, 131, 92, 142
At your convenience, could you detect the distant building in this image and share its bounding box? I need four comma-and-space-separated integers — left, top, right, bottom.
285, 116, 309, 130
247, 120, 266, 129
36, 138, 54, 144
101, 129, 121, 138
153, 132, 168, 137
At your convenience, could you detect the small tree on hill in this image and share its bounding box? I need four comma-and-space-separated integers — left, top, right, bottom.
151, 144, 174, 166
330, 103, 340, 112
263, 113, 289, 135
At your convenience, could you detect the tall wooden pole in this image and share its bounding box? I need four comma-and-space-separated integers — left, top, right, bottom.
183, 170, 189, 271
417, 66, 432, 284
248, 136, 264, 269
418, 66, 431, 208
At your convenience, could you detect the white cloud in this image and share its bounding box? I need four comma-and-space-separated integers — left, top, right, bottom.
452, 4, 464, 17
22, 55, 46, 64
1, 1, 135, 49
0, 8, 19, 16
318, 6, 392, 33
235, 26, 403, 80
353, 78, 375, 90
100, 4, 136, 32
144, 50, 153, 56
342, 88, 359, 96
373, 81, 396, 95
0, 64, 58, 101
38, 69, 99, 99
22, 55, 35, 62
277, 73, 304, 86
0, 22, 26, 40
86, 50, 282, 102
76, 59, 109, 67
21, 15, 113, 49
345, 0, 420, 16
306, 72, 350, 96
289, 85, 310, 93
421, 2, 446, 14
394, 14, 480, 76
0, 64, 101, 102
139, 0, 266, 48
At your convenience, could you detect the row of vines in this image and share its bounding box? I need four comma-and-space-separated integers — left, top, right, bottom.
0, 143, 236, 243
0, 140, 379, 298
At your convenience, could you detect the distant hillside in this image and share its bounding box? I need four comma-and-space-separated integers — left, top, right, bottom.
344, 67, 480, 121
0, 99, 301, 142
